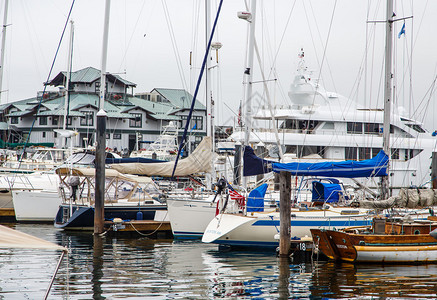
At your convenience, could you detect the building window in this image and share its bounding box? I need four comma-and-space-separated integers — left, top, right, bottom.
39, 116, 48, 125
52, 117, 59, 126
192, 116, 203, 130
67, 116, 73, 126
10, 117, 18, 124
80, 111, 94, 126
54, 132, 58, 138
180, 116, 187, 129
113, 133, 121, 139
129, 113, 142, 128
347, 122, 362, 134
95, 82, 100, 93
42, 132, 46, 138
106, 133, 110, 139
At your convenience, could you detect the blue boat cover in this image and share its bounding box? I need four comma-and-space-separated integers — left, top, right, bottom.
246, 183, 268, 212
312, 181, 342, 203
243, 146, 388, 178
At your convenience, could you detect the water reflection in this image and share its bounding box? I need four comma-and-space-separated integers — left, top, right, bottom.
3, 224, 437, 299
312, 261, 437, 298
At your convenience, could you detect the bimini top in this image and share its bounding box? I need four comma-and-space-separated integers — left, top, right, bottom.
243, 146, 388, 178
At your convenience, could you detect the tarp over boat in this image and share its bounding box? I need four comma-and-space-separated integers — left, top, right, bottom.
243, 146, 388, 178
110, 137, 212, 177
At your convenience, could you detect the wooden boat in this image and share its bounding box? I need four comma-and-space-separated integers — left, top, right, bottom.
311, 217, 437, 263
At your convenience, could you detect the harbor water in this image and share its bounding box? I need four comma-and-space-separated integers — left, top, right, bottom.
2, 224, 437, 299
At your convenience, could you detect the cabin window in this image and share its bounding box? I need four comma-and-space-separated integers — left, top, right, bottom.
10, 116, 18, 124
359, 148, 372, 160
80, 111, 94, 126
39, 116, 48, 125
345, 147, 358, 160
372, 148, 382, 157
406, 124, 426, 133
322, 122, 334, 130
347, 122, 362, 134
391, 149, 399, 160
364, 123, 380, 134
113, 133, 121, 139
129, 113, 142, 128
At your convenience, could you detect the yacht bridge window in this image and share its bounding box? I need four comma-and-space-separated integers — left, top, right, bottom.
405, 124, 426, 133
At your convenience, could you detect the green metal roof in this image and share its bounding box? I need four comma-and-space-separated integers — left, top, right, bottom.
153, 88, 206, 110
47, 66, 136, 87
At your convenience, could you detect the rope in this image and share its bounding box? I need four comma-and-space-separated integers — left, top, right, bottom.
128, 210, 169, 237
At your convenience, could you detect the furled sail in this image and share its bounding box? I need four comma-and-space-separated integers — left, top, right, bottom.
110, 137, 212, 176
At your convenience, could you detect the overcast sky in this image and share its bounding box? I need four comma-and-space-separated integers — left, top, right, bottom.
1, 0, 437, 129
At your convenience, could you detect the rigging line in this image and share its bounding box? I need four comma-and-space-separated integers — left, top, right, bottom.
14, 0, 75, 175
171, 0, 223, 178
301, 0, 338, 153
307, 0, 337, 94
162, 0, 188, 91
244, 0, 297, 87
116, 0, 146, 72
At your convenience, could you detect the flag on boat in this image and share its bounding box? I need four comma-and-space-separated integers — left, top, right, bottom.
398, 23, 406, 38
227, 182, 245, 209
237, 103, 242, 126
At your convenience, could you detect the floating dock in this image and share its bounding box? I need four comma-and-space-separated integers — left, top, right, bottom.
104, 219, 173, 238
0, 208, 15, 222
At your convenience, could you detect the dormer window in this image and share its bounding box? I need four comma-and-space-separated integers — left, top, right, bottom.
39, 116, 48, 125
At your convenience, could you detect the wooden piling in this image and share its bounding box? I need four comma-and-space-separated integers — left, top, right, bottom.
432, 152, 437, 189
279, 170, 291, 257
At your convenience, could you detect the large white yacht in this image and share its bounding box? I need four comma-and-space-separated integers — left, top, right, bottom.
230, 58, 437, 190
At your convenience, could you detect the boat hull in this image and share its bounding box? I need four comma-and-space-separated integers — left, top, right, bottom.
54, 204, 167, 230
203, 209, 372, 248
166, 198, 216, 239
12, 190, 62, 222
311, 228, 437, 263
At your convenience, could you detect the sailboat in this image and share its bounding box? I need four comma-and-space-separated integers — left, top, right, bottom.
310, 0, 437, 263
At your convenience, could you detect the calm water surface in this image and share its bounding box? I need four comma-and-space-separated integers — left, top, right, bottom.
1, 224, 437, 299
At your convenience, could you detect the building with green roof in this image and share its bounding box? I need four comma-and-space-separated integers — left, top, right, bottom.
1, 67, 206, 153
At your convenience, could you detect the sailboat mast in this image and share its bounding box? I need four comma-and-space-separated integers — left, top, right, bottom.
242, 0, 257, 188
382, 0, 393, 199
63, 20, 74, 150
0, 0, 9, 104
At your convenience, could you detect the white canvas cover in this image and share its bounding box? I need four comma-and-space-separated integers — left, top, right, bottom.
110, 136, 212, 177
0, 224, 66, 251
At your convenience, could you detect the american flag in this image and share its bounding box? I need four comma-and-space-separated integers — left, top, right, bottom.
227, 182, 245, 209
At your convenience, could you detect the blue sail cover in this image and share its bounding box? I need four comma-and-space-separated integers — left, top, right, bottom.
272, 150, 388, 178
243, 146, 388, 178
246, 183, 268, 212
243, 146, 274, 176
